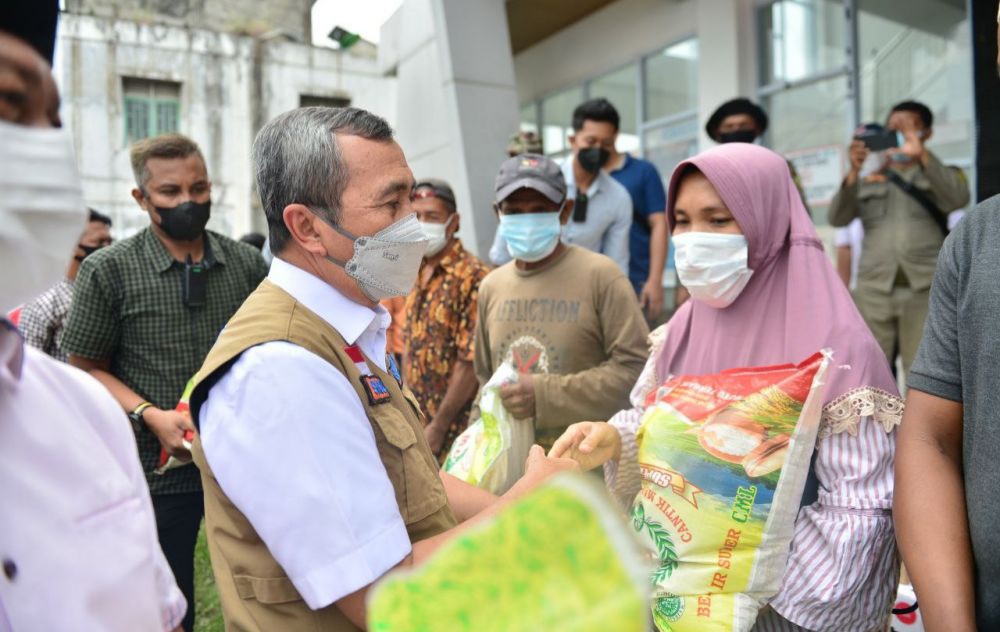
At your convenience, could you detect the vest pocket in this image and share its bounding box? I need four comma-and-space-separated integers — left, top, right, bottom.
233, 575, 302, 604
370, 406, 448, 525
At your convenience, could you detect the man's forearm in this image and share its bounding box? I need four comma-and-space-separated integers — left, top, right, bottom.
440, 472, 498, 522
894, 395, 976, 631
827, 183, 859, 227
646, 217, 667, 287
68, 355, 146, 411
429, 360, 478, 429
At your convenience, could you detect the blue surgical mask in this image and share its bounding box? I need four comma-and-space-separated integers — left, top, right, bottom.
499, 211, 563, 262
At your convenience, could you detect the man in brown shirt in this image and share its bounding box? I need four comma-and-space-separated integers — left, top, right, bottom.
476, 154, 649, 450
829, 101, 969, 376
404, 178, 489, 460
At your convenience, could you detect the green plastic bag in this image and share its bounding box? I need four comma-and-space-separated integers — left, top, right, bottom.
442, 363, 532, 493
368, 475, 650, 632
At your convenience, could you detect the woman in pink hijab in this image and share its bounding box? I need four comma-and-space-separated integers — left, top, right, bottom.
551, 143, 903, 631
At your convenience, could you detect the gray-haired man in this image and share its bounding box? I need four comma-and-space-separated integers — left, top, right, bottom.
187, 107, 576, 631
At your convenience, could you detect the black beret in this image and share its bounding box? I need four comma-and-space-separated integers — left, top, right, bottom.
705, 98, 769, 141
0, 0, 59, 64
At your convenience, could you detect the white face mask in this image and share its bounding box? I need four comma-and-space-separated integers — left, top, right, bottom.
0, 120, 87, 313
673, 232, 754, 309
318, 212, 429, 301
419, 215, 455, 258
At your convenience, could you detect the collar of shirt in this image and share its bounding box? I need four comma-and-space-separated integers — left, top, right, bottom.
562, 157, 607, 198
609, 153, 632, 175
141, 227, 228, 274
268, 257, 390, 369
0, 319, 25, 382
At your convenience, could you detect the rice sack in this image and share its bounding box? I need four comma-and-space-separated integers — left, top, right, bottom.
632, 351, 830, 632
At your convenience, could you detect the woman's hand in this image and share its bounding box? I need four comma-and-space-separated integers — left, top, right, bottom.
548, 421, 621, 471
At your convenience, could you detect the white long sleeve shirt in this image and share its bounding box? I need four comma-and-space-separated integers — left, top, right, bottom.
0, 321, 186, 632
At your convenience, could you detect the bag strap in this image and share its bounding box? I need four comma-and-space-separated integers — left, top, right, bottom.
885, 170, 949, 236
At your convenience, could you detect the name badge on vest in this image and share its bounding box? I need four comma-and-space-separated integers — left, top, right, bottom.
345, 344, 392, 406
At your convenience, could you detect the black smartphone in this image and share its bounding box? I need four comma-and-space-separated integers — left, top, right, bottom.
856, 126, 901, 151
183, 255, 207, 308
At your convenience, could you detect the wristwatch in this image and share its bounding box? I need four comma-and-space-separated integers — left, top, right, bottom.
128, 402, 154, 434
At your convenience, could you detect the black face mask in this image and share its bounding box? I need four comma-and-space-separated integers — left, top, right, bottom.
718, 129, 758, 144
74, 244, 101, 263
153, 200, 211, 241
577, 147, 610, 174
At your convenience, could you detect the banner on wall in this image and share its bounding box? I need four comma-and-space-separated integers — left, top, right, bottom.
784, 145, 844, 207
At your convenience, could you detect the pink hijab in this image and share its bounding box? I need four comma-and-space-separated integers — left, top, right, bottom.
657, 143, 898, 406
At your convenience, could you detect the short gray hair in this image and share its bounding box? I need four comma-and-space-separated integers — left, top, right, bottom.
252, 106, 395, 254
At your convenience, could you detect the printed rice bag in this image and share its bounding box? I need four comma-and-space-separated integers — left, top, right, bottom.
442, 363, 534, 493
153, 378, 196, 475
368, 474, 650, 632
632, 351, 830, 631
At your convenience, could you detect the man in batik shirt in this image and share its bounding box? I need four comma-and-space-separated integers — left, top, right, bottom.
404, 179, 489, 461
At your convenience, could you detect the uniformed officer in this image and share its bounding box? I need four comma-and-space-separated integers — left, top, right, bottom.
188, 106, 576, 631
829, 100, 970, 377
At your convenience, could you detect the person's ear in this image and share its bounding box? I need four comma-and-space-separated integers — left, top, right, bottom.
283, 204, 327, 257
922, 127, 933, 143
568, 133, 577, 150
494, 203, 502, 219
559, 199, 574, 225
131, 188, 147, 210
448, 213, 460, 238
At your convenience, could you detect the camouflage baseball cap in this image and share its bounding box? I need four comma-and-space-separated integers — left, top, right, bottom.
506, 130, 543, 156
495, 153, 566, 204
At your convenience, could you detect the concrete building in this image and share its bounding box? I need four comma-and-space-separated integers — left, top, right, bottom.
381, 0, 979, 282
57, 0, 393, 238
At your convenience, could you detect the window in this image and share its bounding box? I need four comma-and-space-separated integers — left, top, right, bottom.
589, 63, 640, 154
519, 103, 539, 134
540, 86, 584, 160
123, 78, 181, 143
644, 39, 699, 122
299, 95, 351, 108
857, 0, 973, 168
759, 0, 846, 85
756, 0, 973, 223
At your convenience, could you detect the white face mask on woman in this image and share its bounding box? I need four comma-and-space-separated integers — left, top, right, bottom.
0, 120, 87, 312
673, 232, 754, 309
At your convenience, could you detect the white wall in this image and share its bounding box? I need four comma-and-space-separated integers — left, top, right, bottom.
381, 0, 519, 258
513, 0, 698, 105
513, 0, 758, 150
57, 13, 386, 240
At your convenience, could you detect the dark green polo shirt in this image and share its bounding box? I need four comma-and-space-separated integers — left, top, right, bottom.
62, 227, 267, 495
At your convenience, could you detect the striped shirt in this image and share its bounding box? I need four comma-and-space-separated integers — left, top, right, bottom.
604, 348, 899, 632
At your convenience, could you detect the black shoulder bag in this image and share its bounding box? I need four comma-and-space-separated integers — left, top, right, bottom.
885, 170, 949, 236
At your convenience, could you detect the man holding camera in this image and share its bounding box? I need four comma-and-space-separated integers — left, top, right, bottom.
829, 101, 969, 378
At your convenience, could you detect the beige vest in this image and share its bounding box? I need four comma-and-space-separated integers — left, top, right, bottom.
189, 279, 457, 632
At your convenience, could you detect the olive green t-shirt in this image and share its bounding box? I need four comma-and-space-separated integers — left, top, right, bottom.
474, 245, 649, 447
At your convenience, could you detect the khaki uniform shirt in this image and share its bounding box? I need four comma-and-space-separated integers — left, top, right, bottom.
828, 152, 969, 293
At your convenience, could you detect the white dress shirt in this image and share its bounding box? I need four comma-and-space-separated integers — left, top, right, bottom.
198, 257, 411, 610
0, 321, 186, 632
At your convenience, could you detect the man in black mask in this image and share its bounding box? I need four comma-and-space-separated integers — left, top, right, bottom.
705, 97, 811, 217
62, 132, 268, 631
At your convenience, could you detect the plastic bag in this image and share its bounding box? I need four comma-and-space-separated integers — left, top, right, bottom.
442, 363, 534, 493
632, 351, 831, 632
368, 474, 650, 632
